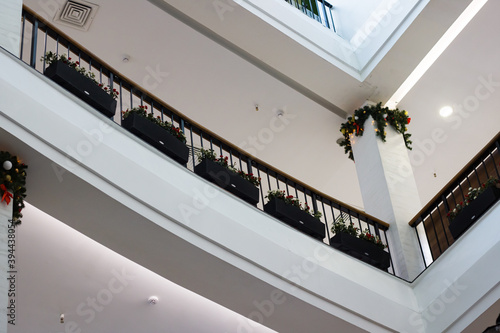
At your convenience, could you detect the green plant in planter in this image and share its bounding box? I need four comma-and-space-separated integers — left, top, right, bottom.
338, 102, 412, 160
0, 151, 28, 225
331, 217, 387, 249
196, 148, 261, 186
41, 51, 119, 99
122, 105, 186, 143
447, 177, 500, 221
266, 190, 322, 219
331, 216, 359, 236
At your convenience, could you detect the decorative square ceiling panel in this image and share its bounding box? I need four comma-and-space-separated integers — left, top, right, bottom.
53, 0, 99, 31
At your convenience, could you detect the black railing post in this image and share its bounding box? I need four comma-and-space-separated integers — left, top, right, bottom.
29, 18, 38, 68
246, 157, 253, 175
441, 194, 449, 214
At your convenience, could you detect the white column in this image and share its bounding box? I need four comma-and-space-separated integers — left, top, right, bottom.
0, 193, 12, 333
0, 0, 23, 57
352, 116, 425, 280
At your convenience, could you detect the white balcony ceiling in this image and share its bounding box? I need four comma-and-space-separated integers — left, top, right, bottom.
8, 0, 500, 331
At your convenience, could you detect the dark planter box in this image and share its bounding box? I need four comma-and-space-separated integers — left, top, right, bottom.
264, 199, 325, 240
330, 232, 390, 270
122, 112, 189, 166
449, 186, 500, 239
44, 60, 117, 117
194, 159, 259, 205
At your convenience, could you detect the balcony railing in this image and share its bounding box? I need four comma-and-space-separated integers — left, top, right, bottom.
283, 0, 336, 32
16, 7, 393, 273
410, 132, 500, 268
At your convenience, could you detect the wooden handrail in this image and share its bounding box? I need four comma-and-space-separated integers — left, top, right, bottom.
408, 131, 500, 226
23, 5, 389, 229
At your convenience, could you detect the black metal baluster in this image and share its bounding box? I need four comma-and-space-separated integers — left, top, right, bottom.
29, 18, 38, 68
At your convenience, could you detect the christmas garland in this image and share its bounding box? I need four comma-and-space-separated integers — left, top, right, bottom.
338, 102, 412, 160
0, 151, 27, 224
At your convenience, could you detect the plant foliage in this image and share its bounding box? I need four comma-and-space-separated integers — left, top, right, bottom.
331, 216, 387, 249
122, 105, 187, 143
41, 51, 119, 99
266, 190, 322, 219
196, 148, 261, 186
447, 177, 500, 221
338, 102, 412, 160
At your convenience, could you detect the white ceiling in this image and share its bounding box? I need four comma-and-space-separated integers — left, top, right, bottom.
10, 0, 500, 331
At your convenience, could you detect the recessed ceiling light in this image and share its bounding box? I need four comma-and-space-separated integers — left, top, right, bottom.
439, 106, 453, 117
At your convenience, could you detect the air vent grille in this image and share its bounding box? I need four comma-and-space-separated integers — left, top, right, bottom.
54, 0, 99, 31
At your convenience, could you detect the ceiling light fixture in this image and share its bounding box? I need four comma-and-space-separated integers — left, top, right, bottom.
148, 296, 159, 305
385, 0, 488, 109
439, 106, 453, 117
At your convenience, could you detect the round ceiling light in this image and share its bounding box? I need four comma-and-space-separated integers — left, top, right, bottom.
439, 106, 453, 117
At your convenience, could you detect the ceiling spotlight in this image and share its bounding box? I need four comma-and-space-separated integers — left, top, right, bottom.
148, 296, 159, 305
439, 106, 453, 117
122, 54, 130, 63
275, 109, 284, 118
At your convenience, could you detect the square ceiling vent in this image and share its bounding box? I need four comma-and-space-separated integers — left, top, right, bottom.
53, 0, 99, 31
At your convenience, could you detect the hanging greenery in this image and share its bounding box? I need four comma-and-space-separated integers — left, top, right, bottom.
338, 102, 412, 160
0, 151, 28, 224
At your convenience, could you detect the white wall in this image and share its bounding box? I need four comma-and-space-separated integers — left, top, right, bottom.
0, 0, 22, 56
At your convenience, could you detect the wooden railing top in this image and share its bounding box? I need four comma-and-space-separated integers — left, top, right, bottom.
409, 131, 500, 227
23, 5, 389, 229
